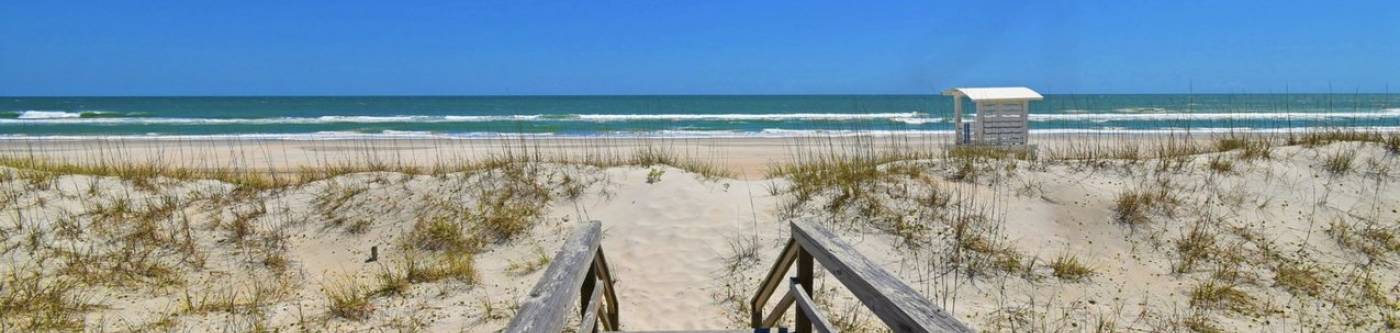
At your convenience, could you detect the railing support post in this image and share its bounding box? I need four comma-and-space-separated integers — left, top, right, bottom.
581, 257, 599, 332
795, 247, 813, 332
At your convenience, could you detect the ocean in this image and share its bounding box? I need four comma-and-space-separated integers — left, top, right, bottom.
3, 94, 1399, 139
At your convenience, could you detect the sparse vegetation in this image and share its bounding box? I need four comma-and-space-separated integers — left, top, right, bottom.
1113, 181, 1178, 225
323, 276, 374, 320
1188, 280, 1257, 315
1206, 155, 1234, 174
1049, 254, 1094, 281
646, 167, 665, 184
1322, 149, 1356, 174
1273, 263, 1325, 297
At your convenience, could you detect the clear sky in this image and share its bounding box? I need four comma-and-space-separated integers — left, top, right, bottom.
1, 1, 1397, 96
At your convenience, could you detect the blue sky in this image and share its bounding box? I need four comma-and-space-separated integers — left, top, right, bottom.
1, 1, 1397, 95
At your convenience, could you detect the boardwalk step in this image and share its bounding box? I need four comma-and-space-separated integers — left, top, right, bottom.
607, 331, 755, 333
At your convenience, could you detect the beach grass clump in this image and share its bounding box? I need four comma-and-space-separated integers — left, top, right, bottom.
1049, 254, 1094, 281
407, 217, 474, 253
323, 276, 374, 320
1214, 136, 1248, 152
1289, 130, 1388, 147
563, 144, 736, 180
767, 153, 890, 213
1326, 218, 1400, 263
1206, 155, 1234, 174
1047, 140, 1209, 163
949, 215, 1027, 276
178, 279, 286, 315
1239, 139, 1273, 160
0, 269, 94, 331
431, 255, 479, 284
944, 146, 1032, 161
1273, 263, 1325, 297
1113, 182, 1178, 225
375, 252, 478, 296
1322, 150, 1356, 175
312, 181, 369, 229
1384, 134, 1400, 154
1182, 314, 1225, 333
1188, 280, 1258, 315
1175, 224, 1218, 273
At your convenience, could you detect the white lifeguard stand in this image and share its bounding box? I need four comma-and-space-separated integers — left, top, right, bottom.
942, 87, 1042, 146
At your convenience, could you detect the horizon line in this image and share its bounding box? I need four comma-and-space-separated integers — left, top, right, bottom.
6, 91, 1400, 98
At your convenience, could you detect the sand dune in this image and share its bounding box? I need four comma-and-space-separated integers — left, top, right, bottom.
2, 134, 1399, 331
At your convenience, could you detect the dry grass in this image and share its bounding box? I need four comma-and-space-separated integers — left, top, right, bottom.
323, 276, 374, 321
506, 246, 552, 276
1322, 149, 1356, 175
1188, 280, 1257, 315
0, 268, 96, 331
1205, 155, 1234, 174
1049, 254, 1094, 281
1112, 181, 1178, 226
1174, 223, 1219, 273
1326, 218, 1400, 264
1273, 263, 1325, 297
1288, 130, 1390, 147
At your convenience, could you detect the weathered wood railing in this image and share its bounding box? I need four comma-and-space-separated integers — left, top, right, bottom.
504, 221, 620, 333
750, 222, 973, 333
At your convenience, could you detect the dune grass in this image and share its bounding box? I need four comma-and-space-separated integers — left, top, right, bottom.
1049, 254, 1094, 281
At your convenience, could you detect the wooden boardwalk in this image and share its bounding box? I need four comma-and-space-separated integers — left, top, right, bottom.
503, 221, 973, 333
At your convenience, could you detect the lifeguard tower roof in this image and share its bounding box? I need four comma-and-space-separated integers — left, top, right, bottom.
942, 87, 1043, 102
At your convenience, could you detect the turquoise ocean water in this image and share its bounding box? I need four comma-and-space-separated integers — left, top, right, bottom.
2, 94, 1399, 139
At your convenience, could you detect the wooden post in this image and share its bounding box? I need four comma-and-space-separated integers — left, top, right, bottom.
581, 263, 598, 333
795, 247, 814, 332
952, 94, 963, 145
595, 249, 620, 329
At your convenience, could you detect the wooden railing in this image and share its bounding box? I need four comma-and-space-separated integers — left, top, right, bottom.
504, 221, 620, 333
750, 222, 973, 333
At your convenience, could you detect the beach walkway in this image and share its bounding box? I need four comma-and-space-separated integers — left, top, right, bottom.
502, 221, 972, 333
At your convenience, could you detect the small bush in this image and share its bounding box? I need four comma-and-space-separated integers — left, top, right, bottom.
646, 167, 665, 184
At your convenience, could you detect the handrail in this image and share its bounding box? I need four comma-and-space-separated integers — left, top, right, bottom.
789, 277, 837, 333
750, 222, 974, 333
504, 221, 620, 332
750, 239, 799, 325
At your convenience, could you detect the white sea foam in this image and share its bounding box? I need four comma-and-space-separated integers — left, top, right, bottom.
5, 126, 1400, 141
1113, 107, 1169, 113
9, 110, 1398, 125
17, 110, 83, 119
891, 117, 943, 125
0, 112, 926, 124
572, 112, 921, 121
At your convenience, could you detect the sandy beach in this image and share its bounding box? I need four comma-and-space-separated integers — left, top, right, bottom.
0, 132, 1251, 179
3, 132, 1398, 331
